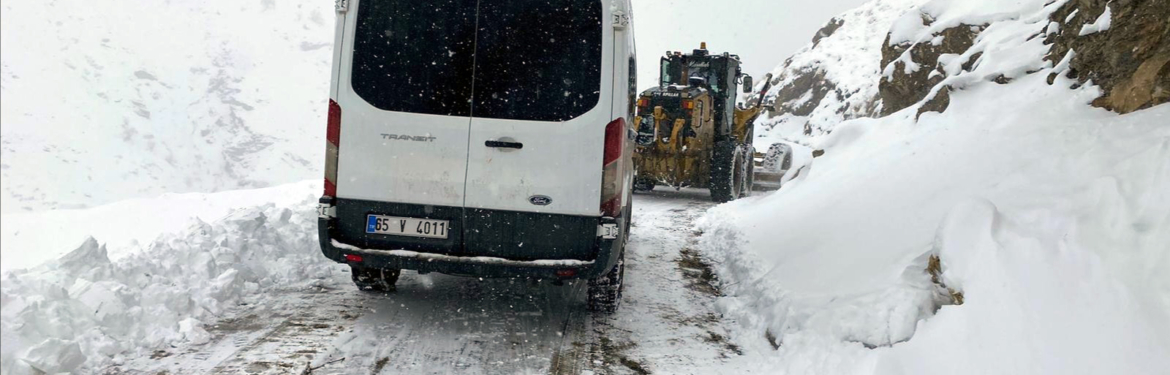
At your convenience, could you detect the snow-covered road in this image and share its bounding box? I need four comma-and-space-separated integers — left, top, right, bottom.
113, 189, 746, 374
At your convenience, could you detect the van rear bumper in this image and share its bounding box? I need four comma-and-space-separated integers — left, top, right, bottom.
317, 198, 623, 280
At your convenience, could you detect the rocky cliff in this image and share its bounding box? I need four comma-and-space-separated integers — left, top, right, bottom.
755, 0, 1169, 145
1046, 0, 1169, 113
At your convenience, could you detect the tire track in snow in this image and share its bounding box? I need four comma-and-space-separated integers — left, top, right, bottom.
117, 191, 741, 374
570, 189, 743, 374
108, 285, 366, 375
206, 290, 364, 374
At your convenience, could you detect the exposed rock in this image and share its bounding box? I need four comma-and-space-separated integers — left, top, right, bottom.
878, 22, 983, 116
916, 85, 950, 119
1046, 0, 1170, 113
811, 17, 845, 47
769, 67, 840, 117
926, 254, 964, 307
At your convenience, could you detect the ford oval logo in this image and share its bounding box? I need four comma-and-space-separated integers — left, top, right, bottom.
529, 195, 552, 206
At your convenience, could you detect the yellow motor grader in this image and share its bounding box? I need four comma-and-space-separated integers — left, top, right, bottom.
632, 43, 777, 202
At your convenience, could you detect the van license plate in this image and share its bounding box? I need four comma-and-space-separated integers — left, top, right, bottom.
366, 215, 449, 239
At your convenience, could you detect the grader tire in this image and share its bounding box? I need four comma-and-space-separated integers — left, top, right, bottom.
633, 178, 656, 192
740, 145, 754, 198
710, 141, 742, 203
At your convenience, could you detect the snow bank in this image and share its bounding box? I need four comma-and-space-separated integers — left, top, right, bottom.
0, 188, 339, 374
0, 180, 321, 272
702, 0, 1170, 373
709, 74, 1170, 375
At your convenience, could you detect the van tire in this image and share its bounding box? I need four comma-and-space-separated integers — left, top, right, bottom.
710, 141, 742, 203
623, 202, 633, 240
587, 251, 625, 313
351, 266, 400, 292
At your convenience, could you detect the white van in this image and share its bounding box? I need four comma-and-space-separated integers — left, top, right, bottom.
317, 0, 637, 311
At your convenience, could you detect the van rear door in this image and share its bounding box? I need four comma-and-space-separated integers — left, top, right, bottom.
463, 0, 611, 217
335, 0, 476, 208
331, 0, 476, 252
461, 0, 612, 260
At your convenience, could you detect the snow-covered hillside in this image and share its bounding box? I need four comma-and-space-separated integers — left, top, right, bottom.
0, 0, 332, 212
753, 0, 925, 145
706, 0, 1170, 373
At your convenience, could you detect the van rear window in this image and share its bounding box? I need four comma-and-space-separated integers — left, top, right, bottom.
351, 0, 602, 121
472, 0, 602, 121
351, 0, 477, 116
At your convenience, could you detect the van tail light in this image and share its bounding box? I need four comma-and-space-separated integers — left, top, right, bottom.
600, 118, 625, 217
324, 99, 342, 197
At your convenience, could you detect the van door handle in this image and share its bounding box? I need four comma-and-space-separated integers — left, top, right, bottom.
485, 140, 523, 149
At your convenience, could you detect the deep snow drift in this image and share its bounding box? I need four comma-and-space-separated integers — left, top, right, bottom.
0, 182, 338, 374
700, 0, 1170, 373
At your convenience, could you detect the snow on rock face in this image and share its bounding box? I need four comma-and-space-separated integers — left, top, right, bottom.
1077, 3, 1111, 36
877, 0, 1069, 117
753, 0, 927, 146
887, 0, 1060, 45
1046, 0, 1170, 113
0, 196, 338, 374
878, 23, 984, 116
0, 0, 333, 213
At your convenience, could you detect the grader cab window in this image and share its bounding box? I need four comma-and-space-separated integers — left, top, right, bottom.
660, 58, 682, 86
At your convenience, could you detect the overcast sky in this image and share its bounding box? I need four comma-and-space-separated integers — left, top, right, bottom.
631, 0, 870, 90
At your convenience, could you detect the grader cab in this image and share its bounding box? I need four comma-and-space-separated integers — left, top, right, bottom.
632, 43, 776, 202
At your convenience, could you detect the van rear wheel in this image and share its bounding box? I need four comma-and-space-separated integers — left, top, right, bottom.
587, 251, 625, 313
351, 266, 400, 292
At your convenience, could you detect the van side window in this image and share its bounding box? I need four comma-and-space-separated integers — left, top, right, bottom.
472, 0, 602, 122
351, 0, 477, 116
